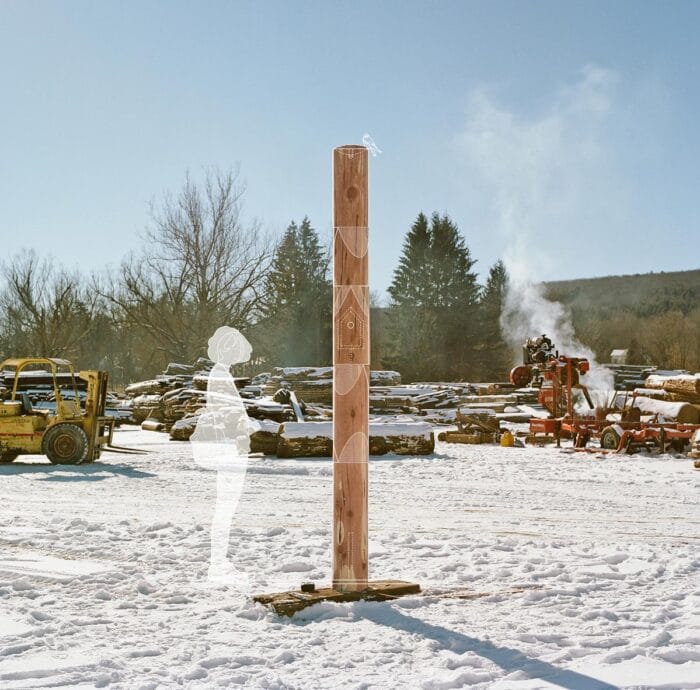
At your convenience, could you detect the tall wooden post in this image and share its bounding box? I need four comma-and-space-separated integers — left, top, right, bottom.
332, 145, 369, 592
252, 146, 419, 615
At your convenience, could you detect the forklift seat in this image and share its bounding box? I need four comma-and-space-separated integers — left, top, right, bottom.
20, 393, 33, 414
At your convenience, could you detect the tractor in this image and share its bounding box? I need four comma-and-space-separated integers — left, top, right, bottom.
0, 357, 114, 464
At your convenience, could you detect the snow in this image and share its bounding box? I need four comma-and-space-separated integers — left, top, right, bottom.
0, 427, 698, 688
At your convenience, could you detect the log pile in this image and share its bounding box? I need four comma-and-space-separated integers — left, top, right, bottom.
368, 384, 538, 423
261, 367, 334, 403
614, 393, 700, 424
275, 421, 434, 458
250, 419, 283, 454
170, 416, 434, 457
131, 394, 164, 424
261, 367, 402, 405
124, 359, 545, 457
123, 358, 262, 429
643, 374, 700, 404
169, 411, 201, 441
162, 388, 205, 428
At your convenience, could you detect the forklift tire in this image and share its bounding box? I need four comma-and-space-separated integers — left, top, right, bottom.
0, 452, 19, 464
42, 424, 89, 465
600, 425, 621, 451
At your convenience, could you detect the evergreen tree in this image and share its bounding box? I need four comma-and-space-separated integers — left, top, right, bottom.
296, 217, 332, 364
388, 213, 432, 307
385, 214, 433, 379
257, 217, 331, 367
385, 212, 480, 381
477, 260, 512, 379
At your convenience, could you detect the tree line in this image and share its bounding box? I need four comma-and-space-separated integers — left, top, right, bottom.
1, 168, 696, 386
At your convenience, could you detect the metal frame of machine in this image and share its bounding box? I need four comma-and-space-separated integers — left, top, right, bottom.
512, 336, 700, 453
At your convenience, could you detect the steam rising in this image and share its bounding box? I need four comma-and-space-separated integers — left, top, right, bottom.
460, 66, 618, 396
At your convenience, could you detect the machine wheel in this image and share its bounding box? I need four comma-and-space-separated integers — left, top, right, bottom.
0, 452, 19, 464
42, 424, 89, 465
509, 365, 532, 388
600, 426, 621, 451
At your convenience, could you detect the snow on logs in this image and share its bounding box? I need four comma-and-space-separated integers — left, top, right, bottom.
170, 417, 434, 456
261, 367, 402, 404
615, 393, 700, 424
276, 421, 435, 458
642, 374, 700, 403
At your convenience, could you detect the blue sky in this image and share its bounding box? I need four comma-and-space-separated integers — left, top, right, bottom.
1, 1, 698, 295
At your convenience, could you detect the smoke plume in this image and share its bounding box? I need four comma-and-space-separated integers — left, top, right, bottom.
460, 66, 618, 395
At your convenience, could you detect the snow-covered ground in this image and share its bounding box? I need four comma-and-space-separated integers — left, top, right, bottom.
0, 428, 698, 689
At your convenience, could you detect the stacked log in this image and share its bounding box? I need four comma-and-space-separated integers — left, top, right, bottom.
261, 367, 403, 405
250, 420, 282, 454
472, 382, 515, 396
131, 394, 164, 423
164, 362, 195, 376
124, 357, 252, 430
368, 385, 533, 418
262, 367, 333, 403
603, 363, 658, 391
169, 411, 202, 441
276, 421, 434, 458
125, 378, 181, 397
162, 388, 206, 430
643, 374, 700, 404
615, 394, 700, 424
245, 398, 296, 423
370, 370, 402, 386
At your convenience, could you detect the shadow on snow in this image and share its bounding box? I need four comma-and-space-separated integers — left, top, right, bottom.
0, 461, 155, 481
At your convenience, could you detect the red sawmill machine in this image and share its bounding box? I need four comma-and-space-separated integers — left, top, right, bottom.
510, 334, 700, 454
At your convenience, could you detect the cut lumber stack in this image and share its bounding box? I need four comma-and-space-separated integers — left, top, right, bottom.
603, 363, 657, 391
472, 382, 515, 396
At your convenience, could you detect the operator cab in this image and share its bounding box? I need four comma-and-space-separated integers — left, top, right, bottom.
0, 358, 81, 419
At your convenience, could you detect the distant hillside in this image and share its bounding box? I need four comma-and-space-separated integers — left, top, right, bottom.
544, 268, 700, 316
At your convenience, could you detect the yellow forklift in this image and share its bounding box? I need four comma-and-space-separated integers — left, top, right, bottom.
0, 358, 114, 464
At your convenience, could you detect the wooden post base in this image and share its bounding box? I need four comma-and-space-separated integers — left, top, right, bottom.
253, 579, 421, 617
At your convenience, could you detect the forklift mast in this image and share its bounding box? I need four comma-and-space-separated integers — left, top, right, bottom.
80, 370, 114, 461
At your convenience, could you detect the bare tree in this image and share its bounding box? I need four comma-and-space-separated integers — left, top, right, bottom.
0, 250, 97, 359
103, 168, 271, 366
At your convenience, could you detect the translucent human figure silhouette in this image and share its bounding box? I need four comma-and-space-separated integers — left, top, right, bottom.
190, 326, 258, 588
